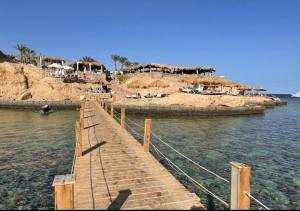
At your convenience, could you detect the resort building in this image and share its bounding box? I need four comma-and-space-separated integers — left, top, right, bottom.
67, 61, 106, 73
124, 63, 215, 75
38, 56, 65, 67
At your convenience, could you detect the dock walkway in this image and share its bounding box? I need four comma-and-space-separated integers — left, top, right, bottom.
73, 100, 203, 210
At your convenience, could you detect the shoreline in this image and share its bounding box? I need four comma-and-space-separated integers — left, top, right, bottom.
0, 98, 287, 115
113, 104, 265, 115
0, 99, 80, 110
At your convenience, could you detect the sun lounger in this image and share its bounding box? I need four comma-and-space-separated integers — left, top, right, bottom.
180, 87, 193, 93
144, 93, 154, 98
126, 93, 141, 99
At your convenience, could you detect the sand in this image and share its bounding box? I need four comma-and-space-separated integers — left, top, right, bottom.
0, 62, 105, 101
0, 62, 276, 108
112, 73, 275, 108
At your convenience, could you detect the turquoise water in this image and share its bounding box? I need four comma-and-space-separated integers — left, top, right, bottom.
0, 96, 299, 210
0, 110, 77, 210
121, 95, 300, 210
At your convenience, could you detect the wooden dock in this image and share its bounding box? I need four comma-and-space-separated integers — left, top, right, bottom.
71, 100, 203, 210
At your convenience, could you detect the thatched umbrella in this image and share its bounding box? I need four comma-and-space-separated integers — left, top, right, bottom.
127, 80, 149, 89
252, 87, 267, 91
149, 80, 169, 88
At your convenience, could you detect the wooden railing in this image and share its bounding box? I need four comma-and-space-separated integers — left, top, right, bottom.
52, 98, 254, 210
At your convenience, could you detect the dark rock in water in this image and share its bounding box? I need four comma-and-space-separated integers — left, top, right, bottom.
41, 105, 50, 111
39, 105, 53, 115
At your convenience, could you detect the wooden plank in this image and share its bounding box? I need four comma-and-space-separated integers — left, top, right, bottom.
73, 101, 203, 210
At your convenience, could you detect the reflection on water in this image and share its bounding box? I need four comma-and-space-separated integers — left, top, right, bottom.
0, 110, 77, 210
124, 96, 300, 210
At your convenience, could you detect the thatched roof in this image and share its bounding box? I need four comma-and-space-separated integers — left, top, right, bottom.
252, 87, 267, 91
41, 56, 65, 63
124, 63, 215, 74
179, 76, 240, 87
126, 79, 170, 89
67, 60, 105, 69
0, 50, 14, 63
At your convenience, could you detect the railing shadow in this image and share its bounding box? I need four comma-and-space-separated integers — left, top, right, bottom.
107, 189, 132, 210
84, 123, 100, 129
82, 141, 107, 156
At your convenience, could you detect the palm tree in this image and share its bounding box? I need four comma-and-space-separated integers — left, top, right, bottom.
111, 54, 120, 73
28, 49, 36, 64
132, 62, 139, 66
14, 44, 29, 63
119, 56, 128, 72
81, 56, 97, 62
124, 60, 132, 68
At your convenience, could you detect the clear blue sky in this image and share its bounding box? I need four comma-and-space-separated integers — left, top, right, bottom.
1, 0, 299, 93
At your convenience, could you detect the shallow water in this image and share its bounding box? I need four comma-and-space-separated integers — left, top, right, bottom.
0, 96, 299, 210
121, 95, 300, 210
0, 110, 77, 210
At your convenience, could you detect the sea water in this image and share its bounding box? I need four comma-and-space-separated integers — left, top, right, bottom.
0, 110, 77, 209
0, 96, 299, 209
123, 95, 300, 210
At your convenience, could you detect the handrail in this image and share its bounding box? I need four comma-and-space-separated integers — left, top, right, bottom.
245, 192, 271, 210
113, 107, 273, 210
121, 112, 230, 183
150, 142, 230, 208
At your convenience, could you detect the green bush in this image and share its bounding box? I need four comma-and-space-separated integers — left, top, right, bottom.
117, 75, 130, 83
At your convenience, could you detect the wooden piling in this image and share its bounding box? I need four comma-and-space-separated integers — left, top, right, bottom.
143, 119, 152, 153
52, 174, 75, 210
121, 108, 125, 128
230, 162, 251, 210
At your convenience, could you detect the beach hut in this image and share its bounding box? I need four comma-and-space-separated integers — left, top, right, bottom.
38, 56, 65, 67
124, 63, 215, 75
67, 61, 106, 73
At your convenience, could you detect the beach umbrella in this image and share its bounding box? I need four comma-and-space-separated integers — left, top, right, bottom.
48, 63, 62, 69
62, 65, 74, 70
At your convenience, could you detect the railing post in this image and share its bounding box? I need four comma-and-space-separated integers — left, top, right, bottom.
75, 121, 82, 157
121, 108, 125, 128
110, 103, 114, 117
143, 119, 152, 153
230, 162, 251, 210
52, 174, 75, 210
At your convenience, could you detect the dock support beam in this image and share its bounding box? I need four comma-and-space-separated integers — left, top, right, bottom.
52, 174, 75, 210
110, 104, 114, 117
230, 162, 251, 210
121, 108, 125, 128
144, 119, 152, 152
